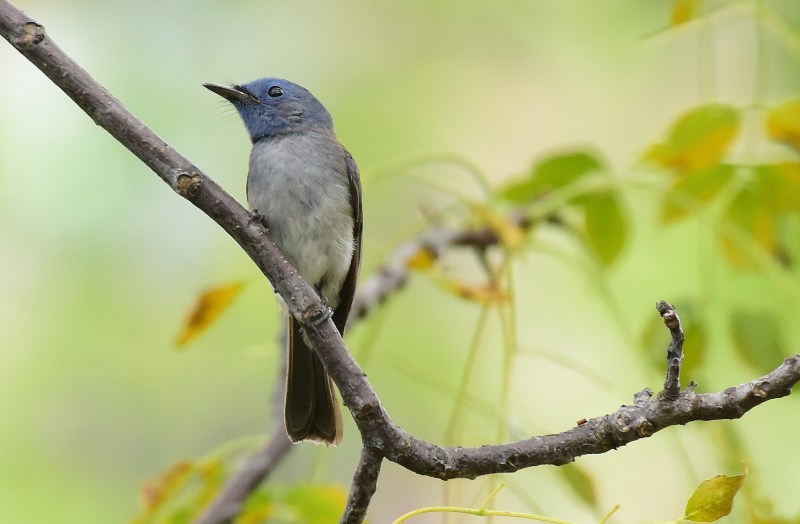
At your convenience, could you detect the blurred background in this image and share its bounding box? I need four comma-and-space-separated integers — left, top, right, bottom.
1, 0, 800, 522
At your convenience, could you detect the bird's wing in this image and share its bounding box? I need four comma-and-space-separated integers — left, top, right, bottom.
331, 147, 362, 335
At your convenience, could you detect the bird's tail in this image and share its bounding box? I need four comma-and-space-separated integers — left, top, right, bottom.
284, 316, 343, 446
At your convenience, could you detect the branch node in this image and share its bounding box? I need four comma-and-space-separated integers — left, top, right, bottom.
634, 419, 654, 437
18, 21, 45, 47
752, 381, 769, 398
634, 387, 653, 406
614, 412, 632, 433
176, 173, 201, 198
305, 304, 333, 326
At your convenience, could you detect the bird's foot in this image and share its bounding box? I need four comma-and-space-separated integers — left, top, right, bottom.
249, 208, 268, 228
309, 305, 334, 326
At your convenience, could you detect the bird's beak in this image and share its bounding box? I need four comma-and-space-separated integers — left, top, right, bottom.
202, 83, 257, 103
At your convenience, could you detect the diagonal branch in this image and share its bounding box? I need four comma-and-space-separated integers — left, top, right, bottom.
3, 4, 800, 524
0, 0, 329, 361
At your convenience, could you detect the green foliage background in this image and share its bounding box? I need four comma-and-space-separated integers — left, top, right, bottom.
1, 0, 799, 522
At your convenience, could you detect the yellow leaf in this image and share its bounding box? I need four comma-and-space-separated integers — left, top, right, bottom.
140, 461, 194, 513
469, 202, 525, 251
775, 161, 800, 190
194, 459, 227, 516
766, 99, 800, 152
433, 273, 507, 305
407, 246, 438, 270
175, 282, 245, 347
648, 104, 740, 173
672, 0, 703, 25
683, 472, 746, 522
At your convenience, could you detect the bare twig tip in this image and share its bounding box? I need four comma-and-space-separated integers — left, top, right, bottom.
656, 301, 681, 330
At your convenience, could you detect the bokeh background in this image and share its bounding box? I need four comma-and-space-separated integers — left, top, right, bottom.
2, 0, 800, 522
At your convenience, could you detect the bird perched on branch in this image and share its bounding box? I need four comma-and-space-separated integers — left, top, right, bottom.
204, 78, 362, 446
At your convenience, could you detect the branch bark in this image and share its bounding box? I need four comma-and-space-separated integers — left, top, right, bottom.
3, 3, 800, 524
341, 447, 383, 524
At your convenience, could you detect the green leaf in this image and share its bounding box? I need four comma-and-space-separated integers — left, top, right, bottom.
163, 508, 193, 524
647, 104, 740, 173
237, 492, 275, 523
584, 192, 626, 265
284, 484, 349, 524
683, 473, 746, 522
661, 164, 734, 223
754, 162, 800, 212
234, 484, 349, 524
559, 463, 597, 507
722, 181, 776, 268
501, 151, 604, 203
766, 99, 800, 152
730, 310, 786, 374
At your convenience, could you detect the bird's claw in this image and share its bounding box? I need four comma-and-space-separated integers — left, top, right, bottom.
249, 208, 268, 228
310, 306, 334, 326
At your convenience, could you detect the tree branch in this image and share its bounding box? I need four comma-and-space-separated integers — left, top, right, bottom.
341, 447, 383, 524
3, 3, 799, 524
0, 0, 328, 339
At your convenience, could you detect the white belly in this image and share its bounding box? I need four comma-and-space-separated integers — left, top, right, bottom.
247, 131, 354, 307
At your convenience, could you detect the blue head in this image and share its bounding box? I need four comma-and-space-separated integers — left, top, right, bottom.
204, 78, 334, 143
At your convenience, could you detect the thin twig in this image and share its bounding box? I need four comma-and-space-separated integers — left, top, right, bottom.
657, 300, 685, 400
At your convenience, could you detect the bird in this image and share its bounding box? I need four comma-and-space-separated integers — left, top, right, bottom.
203, 78, 362, 446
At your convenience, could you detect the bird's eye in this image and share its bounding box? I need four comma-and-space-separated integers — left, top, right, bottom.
267, 86, 284, 97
